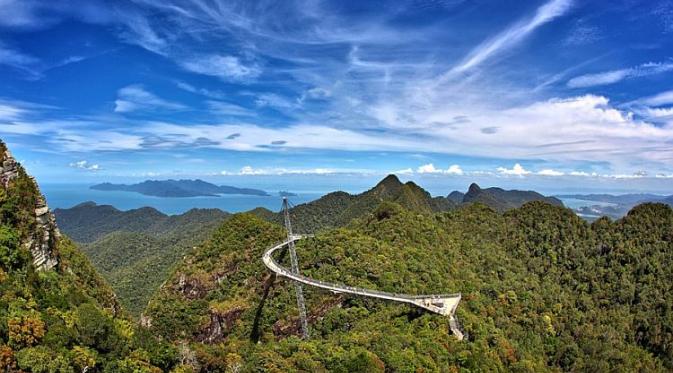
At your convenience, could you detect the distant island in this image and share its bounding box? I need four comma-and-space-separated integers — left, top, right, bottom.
91, 179, 269, 198
556, 193, 672, 219
278, 191, 298, 197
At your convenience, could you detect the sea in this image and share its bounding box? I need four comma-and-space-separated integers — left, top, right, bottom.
40, 184, 324, 215
556, 198, 617, 209
39, 182, 629, 217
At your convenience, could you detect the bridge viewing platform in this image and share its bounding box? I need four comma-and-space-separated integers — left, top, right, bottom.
262, 234, 464, 340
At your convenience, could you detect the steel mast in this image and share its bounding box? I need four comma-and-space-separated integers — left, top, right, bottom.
282, 197, 309, 339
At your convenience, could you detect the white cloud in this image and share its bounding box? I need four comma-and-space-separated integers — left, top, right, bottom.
235, 166, 361, 176
299, 87, 332, 103
393, 168, 413, 175
69, 160, 101, 171
444, 0, 572, 77
255, 93, 297, 109
207, 101, 254, 117
0, 40, 39, 75
239, 166, 263, 175
446, 164, 464, 175
567, 62, 673, 88
180, 55, 261, 81
118, 10, 167, 55
0, 102, 26, 121
569, 171, 592, 176
176, 81, 228, 100
114, 85, 186, 113
54, 131, 143, 152
0, 42, 37, 66
497, 163, 531, 176
641, 106, 673, 118
638, 89, 673, 107
417, 163, 440, 173
416, 163, 464, 175
537, 168, 564, 176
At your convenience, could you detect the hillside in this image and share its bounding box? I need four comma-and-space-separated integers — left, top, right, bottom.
54, 203, 229, 317
91, 179, 269, 197
54, 202, 229, 243
0, 141, 169, 371
254, 174, 456, 233
455, 182, 564, 211
141, 194, 672, 371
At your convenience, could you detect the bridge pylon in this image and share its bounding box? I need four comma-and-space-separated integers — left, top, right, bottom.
282, 197, 310, 339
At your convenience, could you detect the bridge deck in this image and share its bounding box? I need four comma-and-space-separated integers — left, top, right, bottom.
263, 235, 464, 340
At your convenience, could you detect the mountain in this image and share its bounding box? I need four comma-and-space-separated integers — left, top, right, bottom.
91, 179, 269, 197
54, 202, 229, 316
447, 190, 465, 203
0, 140, 170, 371
142, 192, 673, 371
452, 182, 564, 212
54, 201, 227, 243
254, 174, 457, 233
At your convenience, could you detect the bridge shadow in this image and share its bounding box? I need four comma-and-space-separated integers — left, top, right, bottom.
250, 247, 289, 342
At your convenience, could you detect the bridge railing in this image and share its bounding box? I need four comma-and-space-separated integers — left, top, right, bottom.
265, 238, 461, 303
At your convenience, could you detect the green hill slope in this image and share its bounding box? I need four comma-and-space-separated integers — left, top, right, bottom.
54, 203, 229, 317
54, 202, 228, 243
255, 174, 456, 233
141, 197, 672, 371
0, 141, 169, 371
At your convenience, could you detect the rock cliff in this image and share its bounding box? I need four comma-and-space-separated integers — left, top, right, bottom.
0, 141, 59, 270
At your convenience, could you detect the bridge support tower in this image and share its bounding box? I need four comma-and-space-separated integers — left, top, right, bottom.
282, 197, 310, 339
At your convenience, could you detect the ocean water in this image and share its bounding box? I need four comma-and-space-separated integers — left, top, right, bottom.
40, 184, 323, 215
557, 198, 617, 209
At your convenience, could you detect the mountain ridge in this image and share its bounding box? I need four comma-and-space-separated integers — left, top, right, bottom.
53, 201, 230, 316
453, 182, 564, 212
54, 201, 228, 243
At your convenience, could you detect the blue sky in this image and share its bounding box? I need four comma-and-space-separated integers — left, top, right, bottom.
1, 0, 673, 193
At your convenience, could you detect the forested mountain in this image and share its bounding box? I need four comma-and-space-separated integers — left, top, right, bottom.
0, 141, 164, 371
141, 196, 672, 371
4, 141, 672, 372
54, 202, 228, 243
54, 203, 229, 317
454, 183, 563, 212
91, 179, 269, 197
252, 174, 456, 232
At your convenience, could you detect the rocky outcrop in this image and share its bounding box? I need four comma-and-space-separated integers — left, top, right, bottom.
1, 145, 59, 270
197, 306, 245, 343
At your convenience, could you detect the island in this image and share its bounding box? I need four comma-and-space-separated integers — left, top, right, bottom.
278, 190, 298, 197
91, 179, 269, 198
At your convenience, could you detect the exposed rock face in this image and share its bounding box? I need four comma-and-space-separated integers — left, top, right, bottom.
175, 273, 210, 299
197, 307, 245, 343
1, 146, 59, 270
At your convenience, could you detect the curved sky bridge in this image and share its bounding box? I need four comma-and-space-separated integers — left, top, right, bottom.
262, 234, 464, 340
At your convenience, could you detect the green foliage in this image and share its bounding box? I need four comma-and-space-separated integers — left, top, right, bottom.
256, 174, 457, 233
55, 203, 229, 317
141, 199, 672, 371
0, 141, 164, 371
0, 224, 27, 270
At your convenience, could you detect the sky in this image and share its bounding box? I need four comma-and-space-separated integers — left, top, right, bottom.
1, 0, 673, 194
